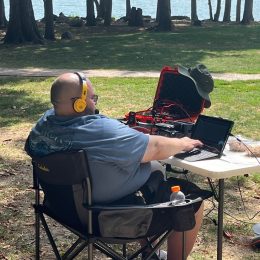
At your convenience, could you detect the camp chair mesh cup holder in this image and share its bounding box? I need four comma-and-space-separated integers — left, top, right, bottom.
29, 149, 212, 260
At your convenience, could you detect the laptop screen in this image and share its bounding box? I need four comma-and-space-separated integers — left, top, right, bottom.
191, 115, 234, 153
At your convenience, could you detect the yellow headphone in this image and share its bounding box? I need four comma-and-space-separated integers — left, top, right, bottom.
73, 72, 88, 113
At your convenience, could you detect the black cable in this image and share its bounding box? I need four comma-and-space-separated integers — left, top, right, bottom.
203, 193, 259, 225
204, 196, 218, 225
236, 176, 260, 221
217, 134, 260, 220
205, 176, 260, 223
207, 177, 219, 201
225, 133, 260, 220
223, 209, 260, 224
157, 102, 193, 122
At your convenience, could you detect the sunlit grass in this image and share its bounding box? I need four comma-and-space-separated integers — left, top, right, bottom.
251, 173, 260, 183
0, 77, 259, 140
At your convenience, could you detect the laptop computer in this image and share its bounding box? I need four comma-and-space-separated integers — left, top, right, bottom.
174, 115, 234, 162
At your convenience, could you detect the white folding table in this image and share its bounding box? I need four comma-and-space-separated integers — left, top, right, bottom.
162, 148, 260, 260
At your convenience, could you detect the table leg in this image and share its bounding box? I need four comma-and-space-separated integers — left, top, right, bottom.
217, 179, 224, 260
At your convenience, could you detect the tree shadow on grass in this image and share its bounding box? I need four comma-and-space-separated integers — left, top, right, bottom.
0, 24, 259, 72
0, 77, 51, 128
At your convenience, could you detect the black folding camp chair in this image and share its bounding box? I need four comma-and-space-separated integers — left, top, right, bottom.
27, 147, 211, 260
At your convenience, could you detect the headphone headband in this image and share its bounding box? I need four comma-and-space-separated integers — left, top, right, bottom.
74, 72, 86, 84
73, 72, 88, 113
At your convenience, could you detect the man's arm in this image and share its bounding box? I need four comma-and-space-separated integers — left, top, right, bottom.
141, 135, 203, 163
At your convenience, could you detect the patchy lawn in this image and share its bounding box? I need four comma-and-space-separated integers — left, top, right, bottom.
0, 124, 259, 259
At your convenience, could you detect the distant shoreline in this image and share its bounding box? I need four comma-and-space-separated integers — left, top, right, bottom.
3, 0, 260, 22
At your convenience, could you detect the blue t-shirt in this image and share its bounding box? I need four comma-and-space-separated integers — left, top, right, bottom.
28, 109, 151, 203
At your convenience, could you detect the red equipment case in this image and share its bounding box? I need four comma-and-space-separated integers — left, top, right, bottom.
124, 65, 210, 136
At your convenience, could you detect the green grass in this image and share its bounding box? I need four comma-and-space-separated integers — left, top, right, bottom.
0, 22, 260, 73
251, 173, 260, 183
0, 77, 259, 140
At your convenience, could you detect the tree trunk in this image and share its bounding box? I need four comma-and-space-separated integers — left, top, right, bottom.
157, 0, 172, 31
213, 0, 221, 21
223, 0, 232, 22
0, 0, 8, 28
44, 0, 55, 40
128, 7, 143, 27
86, 0, 96, 26
191, 0, 198, 22
126, 0, 131, 19
99, 0, 105, 19
236, 0, 241, 22
104, 0, 112, 26
94, 0, 101, 18
4, 0, 43, 44
156, 0, 159, 22
128, 7, 136, 26
241, 0, 254, 24
208, 0, 213, 21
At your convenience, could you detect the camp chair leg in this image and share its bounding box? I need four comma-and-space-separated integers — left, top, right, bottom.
94, 240, 126, 260
63, 240, 88, 259
88, 243, 93, 260
122, 243, 127, 257
34, 173, 41, 260
62, 238, 87, 259
138, 230, 173, 260
62, 238, 81, 258
126, 230, 173, 260
39, 213, 62, 260
35, 211, 40, 260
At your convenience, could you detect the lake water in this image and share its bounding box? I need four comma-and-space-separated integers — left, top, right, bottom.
3, 0, 260, 21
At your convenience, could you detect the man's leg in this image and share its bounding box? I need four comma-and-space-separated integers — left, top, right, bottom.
167, 202, 204, 260
139, 162, 166, 258
150, 161, 166, 180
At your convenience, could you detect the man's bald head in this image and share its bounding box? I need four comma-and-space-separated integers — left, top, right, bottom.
51, 73, 81, 105
50, 73, 95, 116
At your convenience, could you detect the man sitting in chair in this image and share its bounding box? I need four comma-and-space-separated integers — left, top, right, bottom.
27, 72, 205, 260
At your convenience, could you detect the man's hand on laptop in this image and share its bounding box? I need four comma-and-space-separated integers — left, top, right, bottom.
180, 137, 203, 152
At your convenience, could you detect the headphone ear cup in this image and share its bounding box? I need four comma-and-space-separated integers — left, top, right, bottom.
73, 98, 87, 113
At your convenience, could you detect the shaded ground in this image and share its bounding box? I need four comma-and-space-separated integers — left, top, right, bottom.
1, 20, 260, 73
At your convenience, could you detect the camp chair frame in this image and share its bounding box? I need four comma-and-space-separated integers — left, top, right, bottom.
29, 149, 206, 260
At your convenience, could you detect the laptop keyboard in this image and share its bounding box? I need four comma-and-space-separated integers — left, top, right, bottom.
175, 147, 218, 162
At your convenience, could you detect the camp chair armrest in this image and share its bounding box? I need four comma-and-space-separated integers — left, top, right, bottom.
85, 197, 203, 211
